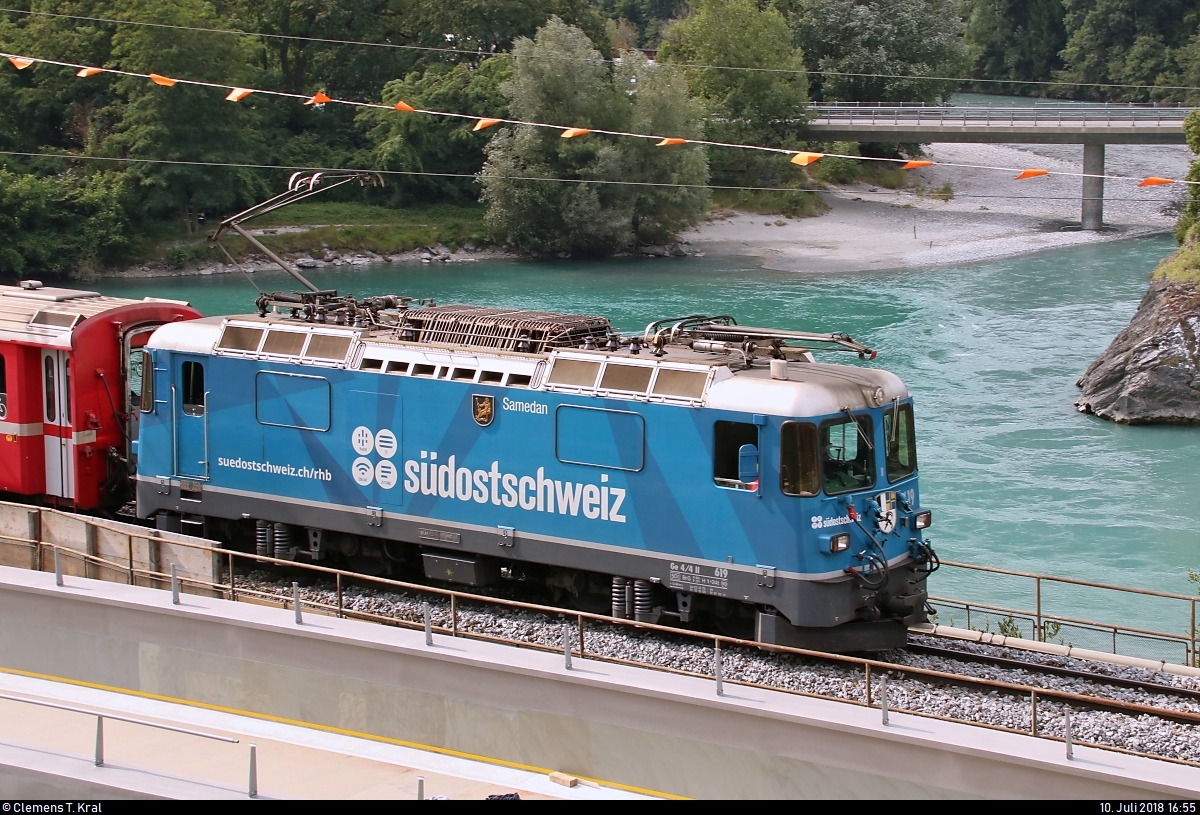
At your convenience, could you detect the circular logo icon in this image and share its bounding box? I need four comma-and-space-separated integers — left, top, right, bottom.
352, 426, 374, 456
375, 459, 398, 489
352, 457, 375, 486
374, 428, 398, 459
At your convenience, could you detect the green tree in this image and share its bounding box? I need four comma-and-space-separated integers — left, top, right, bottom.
1059, 0, 1199, 101
962, 0, 1066, 93
480, 18, 708, 254
363, 57, 512, 204
657, 0, 808, 184
789, 0, 966, 103
0, 167, 132, 280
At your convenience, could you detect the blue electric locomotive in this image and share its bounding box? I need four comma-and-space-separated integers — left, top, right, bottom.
134, 291, 936, 651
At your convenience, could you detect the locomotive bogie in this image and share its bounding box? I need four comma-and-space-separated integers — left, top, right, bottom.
135, 303, 934, 651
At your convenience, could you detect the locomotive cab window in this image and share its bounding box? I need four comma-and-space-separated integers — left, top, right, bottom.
43, 356, 56, 422
780, 422, 819, 496
0, 354, 6, 420
713, 420, 759, 490
884, 402, 917, 482
821, 414, 874, 494
182, 361, 205, 416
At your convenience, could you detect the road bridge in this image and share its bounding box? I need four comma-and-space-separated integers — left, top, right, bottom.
806, 104, 1196, 230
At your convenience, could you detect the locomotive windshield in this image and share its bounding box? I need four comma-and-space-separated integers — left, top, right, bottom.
821, 414, 875, 494
884, 402, 917, 482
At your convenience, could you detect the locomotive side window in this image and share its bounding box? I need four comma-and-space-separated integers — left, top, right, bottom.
780, 422, 819, 496
821, 415, 875, 494
261, 330, 306, 356
63, 359, 71, 424
713, 421, 758, 489
547, 359, 601, 388
884, 403, 917, 482
600, 363, 653, 393
304, 334, 353, 361
43, 356, 56, 422
651, 369, 707, 399
218, 326, 264, 352
0, 355, 6, 420
182, 361, 205, 416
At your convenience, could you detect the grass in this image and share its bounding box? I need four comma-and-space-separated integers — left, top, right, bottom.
1152, 234, 1200, 283
125, 202, 490, 269
710, 188, 828, 218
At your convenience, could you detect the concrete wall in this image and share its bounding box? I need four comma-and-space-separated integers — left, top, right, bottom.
1, 567, 1197, 800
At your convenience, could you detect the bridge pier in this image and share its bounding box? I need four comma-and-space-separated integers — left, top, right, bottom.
1082, 142, 1105, 231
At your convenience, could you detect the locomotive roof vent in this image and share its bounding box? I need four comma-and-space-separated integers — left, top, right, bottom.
3, 286, 101, 303
29, 310, 85, 330
20, 280, 42, 290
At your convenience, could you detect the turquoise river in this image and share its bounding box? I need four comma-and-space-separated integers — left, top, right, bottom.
95, 237, 1200, 649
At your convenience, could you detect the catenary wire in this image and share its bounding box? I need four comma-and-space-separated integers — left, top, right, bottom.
0, 149, 1185, 202
2, 5, 1199, 95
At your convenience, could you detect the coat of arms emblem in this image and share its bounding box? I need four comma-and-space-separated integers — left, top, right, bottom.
472, 394, 495, 427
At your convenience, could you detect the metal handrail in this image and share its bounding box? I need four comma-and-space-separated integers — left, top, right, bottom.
0, 691, 257, 796
807, 105, 1195, 127
19, 535, 1200, 769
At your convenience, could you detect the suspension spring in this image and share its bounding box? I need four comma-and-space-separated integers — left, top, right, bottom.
273, 522, 293, 560
611, 576, 630, 619
255, 519, 272, 558
633, 579, 655, 621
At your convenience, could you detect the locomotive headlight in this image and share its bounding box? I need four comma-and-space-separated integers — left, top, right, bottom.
830, 533, 850, 553
914, 510, 932, 530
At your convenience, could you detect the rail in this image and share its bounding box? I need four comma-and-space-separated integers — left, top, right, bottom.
0, 691, 258, 797
808, 104, 1196, 127
929, 559, 1199, 667
12, 535, 1200, 770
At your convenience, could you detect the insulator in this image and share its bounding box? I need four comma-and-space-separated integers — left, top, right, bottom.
692, 340, 729, 353
611, 577, 629, 619
633, 579, 654, 620
255, 519, 272, 558
273, 522, 294, 560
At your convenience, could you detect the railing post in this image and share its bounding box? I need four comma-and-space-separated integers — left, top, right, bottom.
54, 547, 62, 587
1064, 708, 1074, 760
228, 551, 235, 601
451, 594, 457, 637
563, 620, 572, 670
1030, 690, 1038, 736
577, 614, 585, 657
880, 674, 889, 726
865, 663, 872, 706
94, 715, 104, 766
171, 563, 180, 605
417, 776, 425, 800
1036, 577, 1043, 641
1191, 599, 1197, 668
714, 639, 724, 697
337, 572, 343, 619
293, 581, 302, 625
248, 743, 258, 798
423, 602, 432, 646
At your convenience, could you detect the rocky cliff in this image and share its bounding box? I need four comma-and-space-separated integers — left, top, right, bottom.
1075, 276, 1200, 424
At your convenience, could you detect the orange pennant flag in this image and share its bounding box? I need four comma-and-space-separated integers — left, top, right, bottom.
76, 67, 104, 77
305, 91, 332, 105
901, 160, 933, 170
656, 138, 687, 146
472, 118, 502, 131
393, 100, 415, 112
790, 152, 824, 166
1015, 169, 1048, 180
149, 73, 177, 87
561, 128, 590, 138
7, 57, 33, 70
1138, 176, 1175, 187
225, 88, 253, 102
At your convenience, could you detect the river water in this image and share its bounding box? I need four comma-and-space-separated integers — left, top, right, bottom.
95, 237, 1200, 640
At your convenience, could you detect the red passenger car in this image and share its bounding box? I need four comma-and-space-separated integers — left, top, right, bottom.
0, 281, 200, 511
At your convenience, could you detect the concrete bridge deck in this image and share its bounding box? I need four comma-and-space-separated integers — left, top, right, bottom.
1, 565, 1197, 800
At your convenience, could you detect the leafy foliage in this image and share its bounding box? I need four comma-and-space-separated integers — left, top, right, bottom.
657, 0, 808, 184
962, 0, 1066, 95
789, 0, 966, 103
481, 18, 708, 254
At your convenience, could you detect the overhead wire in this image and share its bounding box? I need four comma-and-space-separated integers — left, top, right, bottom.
0, 149, 1185, 204
2, 51, 1196, 189
2, 5, 1199, 95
